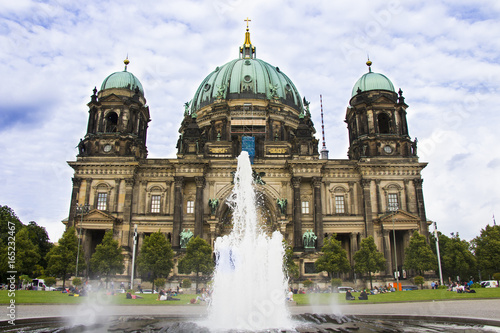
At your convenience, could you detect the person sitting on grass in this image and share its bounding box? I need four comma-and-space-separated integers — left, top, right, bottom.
358, 289, 368, 300
345, 289, 355, 300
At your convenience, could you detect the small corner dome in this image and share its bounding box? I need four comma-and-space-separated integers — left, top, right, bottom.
100, 70, 144, 95
351, 71, 395, 98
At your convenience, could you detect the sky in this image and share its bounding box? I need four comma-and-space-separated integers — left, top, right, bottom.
1, 0, 500, 243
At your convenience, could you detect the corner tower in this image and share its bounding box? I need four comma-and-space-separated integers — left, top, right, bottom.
78, 59, 150, 159
345, 60, 415, 160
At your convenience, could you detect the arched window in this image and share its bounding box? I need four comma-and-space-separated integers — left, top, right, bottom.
105, 111, 118, 133
378, 113, 391, 134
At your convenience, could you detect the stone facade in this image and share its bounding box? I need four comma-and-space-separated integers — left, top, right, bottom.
65, 31, 429, 284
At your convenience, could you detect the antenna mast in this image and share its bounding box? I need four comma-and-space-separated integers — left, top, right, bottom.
320, 95, 329, 159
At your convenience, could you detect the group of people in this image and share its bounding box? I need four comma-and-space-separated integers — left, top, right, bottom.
157, 288, 181, 301
447, 278, 476, 293
345, 289, 369, 300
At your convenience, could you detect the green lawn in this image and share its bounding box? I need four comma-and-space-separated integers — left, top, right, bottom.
1, 288, 500, 305
293, 288, 500, 305
0, 290, 199, 305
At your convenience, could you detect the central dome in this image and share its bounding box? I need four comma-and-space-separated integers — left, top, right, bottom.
191, 59, 302, 112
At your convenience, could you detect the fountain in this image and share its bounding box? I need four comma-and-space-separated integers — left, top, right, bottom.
207, 151, 292, 332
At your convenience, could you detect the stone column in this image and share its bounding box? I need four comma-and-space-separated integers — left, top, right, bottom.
85, 178, 92, 207
413, 178, 428, 237
403, 179, 411, 212
348, 181, 355, 215
114, 179, 121, 213
172, 176, 184, 248
383, 229, 392, 276
68, 178, 82, 228
312, 177, 323, 248
349, 232, 358, 266
194, 176, 206, 237
375, 180, 382, 215
292, 177, 302, 249
361, 179, 374, 237
122, 178, 135, 248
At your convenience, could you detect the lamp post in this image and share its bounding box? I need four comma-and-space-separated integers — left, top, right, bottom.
388, 203, 399, 287
433, 221, 444, 286
130, 224, 138, 290
75, 203, 90, 277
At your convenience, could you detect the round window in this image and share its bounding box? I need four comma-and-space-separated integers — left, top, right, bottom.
243, 75, 252, 83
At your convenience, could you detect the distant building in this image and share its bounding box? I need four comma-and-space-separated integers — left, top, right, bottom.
66, 26, 429, 282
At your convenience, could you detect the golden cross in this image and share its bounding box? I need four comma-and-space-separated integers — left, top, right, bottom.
244, 17, 251, 30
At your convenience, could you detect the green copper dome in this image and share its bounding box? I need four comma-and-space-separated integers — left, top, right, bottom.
351, 70, 395, 97
101, 70, 144, 94
191, 58, 303, 113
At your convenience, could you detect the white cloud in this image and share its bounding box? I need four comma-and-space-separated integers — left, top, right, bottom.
1, 0, 499, 242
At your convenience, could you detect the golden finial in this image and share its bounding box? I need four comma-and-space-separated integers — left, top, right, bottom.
244, 17, 251, 31
366, 56, 372, 73
124, 55, 130, 71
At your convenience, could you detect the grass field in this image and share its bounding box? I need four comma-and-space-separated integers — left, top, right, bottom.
1, 288, 499, 306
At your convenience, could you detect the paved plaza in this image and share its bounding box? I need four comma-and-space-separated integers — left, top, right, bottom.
7, 299, 500, 323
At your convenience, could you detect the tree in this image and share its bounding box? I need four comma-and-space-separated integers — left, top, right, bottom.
44, 276, 56, 289
136, 231, 174, 291
15, 227, 41, 276
0, 205, 24, 245
414, 276, 425, 289
315, 234, 350, 290
25, 221, 53, 268
353, 236, 386, 289
177, 236, 214, 292
438, 232, 476, 281
473, 225, 500, 280
403, 231, 437, 276
283, 240, 299, 281
72, 277, 83, 288
90, 230, 124, 287
45, 227, 85, 288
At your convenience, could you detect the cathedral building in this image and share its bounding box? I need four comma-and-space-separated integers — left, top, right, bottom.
66, 25, 429, 283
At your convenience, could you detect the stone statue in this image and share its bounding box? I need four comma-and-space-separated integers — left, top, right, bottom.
303, 229, 317, 249
184, 101, 191, 116
216, 84, 226, 100
180, 229, 194, 248
252, 170, 266, 185
277, 198, 287, 215
411, 138, 418, 156
269, 84, 279, 99
208, 198, 219, 215
76, 139, 86, 155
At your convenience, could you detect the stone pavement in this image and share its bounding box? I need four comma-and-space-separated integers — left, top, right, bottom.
7, 299, 500, 322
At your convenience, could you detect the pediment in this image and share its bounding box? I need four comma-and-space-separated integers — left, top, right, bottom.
83, 209, 119, 223
98, 94, 124, 103
377, 210, 420, 223
372, 94, 397, 105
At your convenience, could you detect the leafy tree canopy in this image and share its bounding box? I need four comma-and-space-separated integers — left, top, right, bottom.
403, 231, 437, 276
137, 231, 174, 290
45, 227, 84, 288
178, 236, 214, 291
473, 225, 500, 279
90, 230, 124, 281
315, 234, 351, 281
283, 240, 299, 280
15, 227, 41, 276
353, 236, 386, 289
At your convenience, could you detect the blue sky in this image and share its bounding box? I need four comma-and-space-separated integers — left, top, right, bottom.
1, 0, 500, 242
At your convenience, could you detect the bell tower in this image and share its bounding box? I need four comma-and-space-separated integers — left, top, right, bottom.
77, 59, 150, 159
345, 60, 417, 160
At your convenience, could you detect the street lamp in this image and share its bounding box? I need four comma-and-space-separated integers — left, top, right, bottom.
130, 224, 138, 290
75, 203, 90, 277
433, 221, 444, 286
388, 203, 399, 287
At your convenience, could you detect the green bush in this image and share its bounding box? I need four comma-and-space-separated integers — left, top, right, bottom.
44, 277, 57, 287
154, 278, 166, 289
493, 273, 500, 282
303, 279, 314, 288
72, 277, 82, 287
331, 278, 342, 287
471, 282, 481, 288
438, 284, 447, 289
414, 276, 424, 288
182, 278, 192, 289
